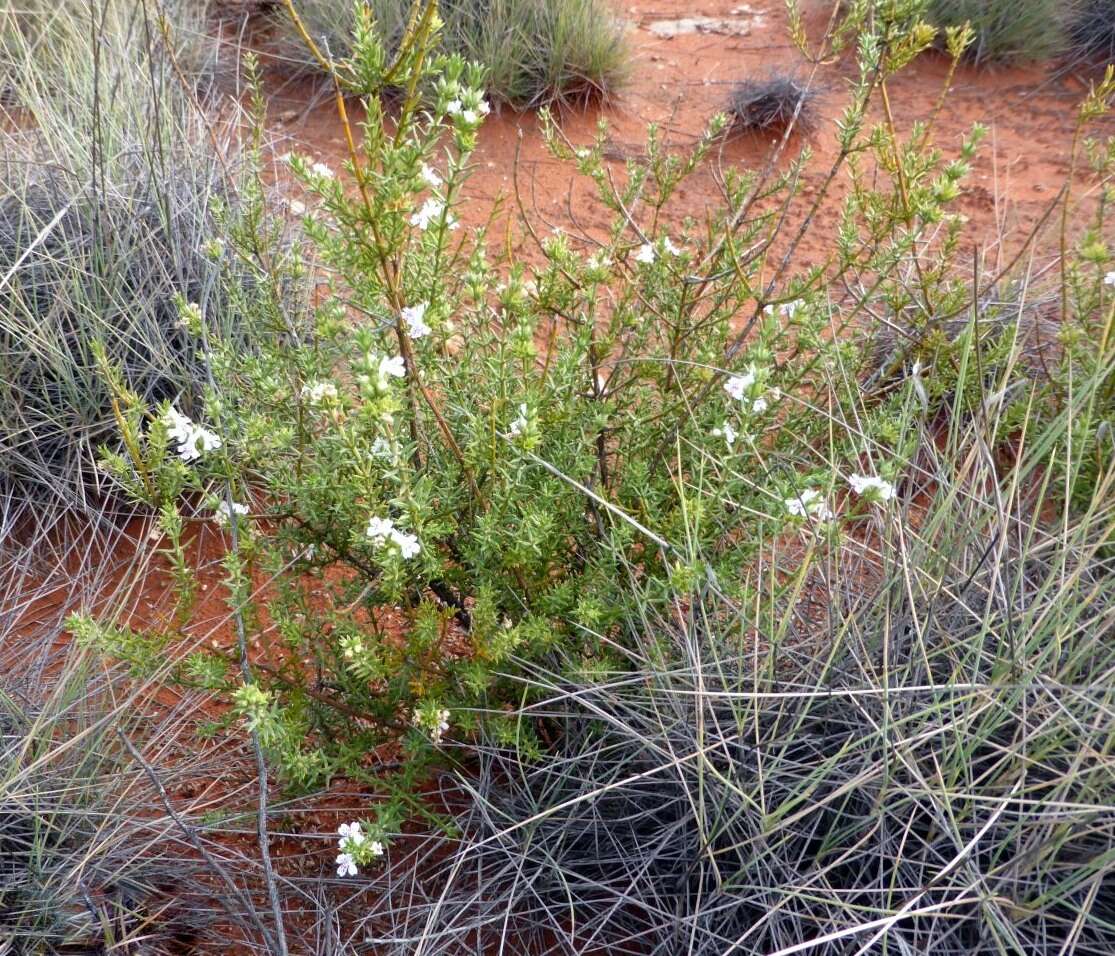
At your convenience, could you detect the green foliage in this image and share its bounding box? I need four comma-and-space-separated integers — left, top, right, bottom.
273, 0, 629, 106
83, 0, 1115, 901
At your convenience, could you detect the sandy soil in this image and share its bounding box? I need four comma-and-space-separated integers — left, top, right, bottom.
261, 0, 1105, 273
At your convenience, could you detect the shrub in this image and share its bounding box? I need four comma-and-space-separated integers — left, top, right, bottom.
272, 0, 629, 107
924, 0, 1066, 63
727, 73, 818, 134
84, 0, 1115, 831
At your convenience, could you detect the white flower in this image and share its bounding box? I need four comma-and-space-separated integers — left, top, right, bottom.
389, 529, 421, 560
379, 354, 406, 381
336, 852, 358, 877
724, 367, 758, 401
445, 98, 463, 115
477, 98, 490, 116
1105, 271, 1115, 286
784, 488, 834, 522
848, 474, 896, 502
337, 822, 365, 847
409, 197, 458, 231
288, 198, 307, 216
461, 108, 478, 124
420, 163, 442, 187
662, 236, 682, 257
508, 403, 529, 437
750, 397, 769, 415
163, 407, 222, 463
213, 500, 249, 527
711, 421, 738, 447
366, 516, 420, 559
401, 303, 431, 338
414, 707, 451, 744
365, 515, 396, 547
301, 381, 338, 403
368, 840, 385, 858
310, 161, 334, 179
764, 299, 806, 319
634, 243, 656, 264
371, 436, 394, 459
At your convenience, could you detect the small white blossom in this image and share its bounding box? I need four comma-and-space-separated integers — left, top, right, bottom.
379, 354, 406, 381
848, 474, 896, 503
368, 840, 385, 858
477, 98, 490, 116
301, 381, 338, 403
634, 243, 656, 264
764, 299, 806, 319
371, 436, 394, 459
213, 500, 249, 527
336, 852, 358, 877
784, 488, 834, 522
409, 197, 458, 231
711, 421, 738, 447
365, 515, 396, 547
310, 161, 334, 179
390, 529, 421, 560
401, 303, 431, 338
724, 367, 758, 401
365, 516, 420, 559
420, 163, 442, 187
1105, 271, 1115, 287
338, 822, 365, 847
445, 99, 463, 115
750, 397, 769, 415
288, 198, 307, 216
163, 407, 221, 463
508, 403, 529, 437
460, 109, 478, 124
662, 236, 682, 257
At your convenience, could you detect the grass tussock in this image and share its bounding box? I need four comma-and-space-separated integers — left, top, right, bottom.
1066, 0, 1115, 64
0, 0, 260, 529
274, 0, 629, 107
925, 0, 1067, 63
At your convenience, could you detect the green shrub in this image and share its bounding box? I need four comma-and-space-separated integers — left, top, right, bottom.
76, 1, 1115, 874
273, 0, 629, 106
924, 0, 1066, 63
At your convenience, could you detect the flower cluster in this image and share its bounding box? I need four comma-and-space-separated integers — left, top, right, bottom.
410, 196, 459, 232
848, 473, 896, 503
163, 407, 221, 463
412, 705, 451, 745
444, 86, 491, 127
213, 499, 249, 527
365, 515, 421, 559
301, 381, 338, 403
634, 235, 682, 264
723, 365, 771, 415
335, 821, 384, 878
784, 488, 834, 522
